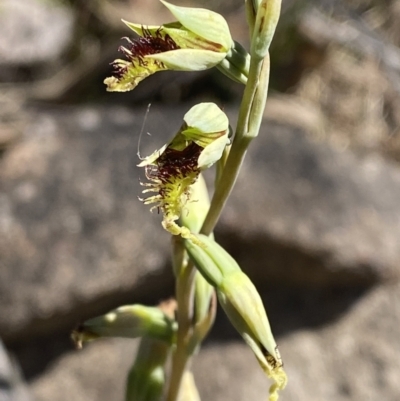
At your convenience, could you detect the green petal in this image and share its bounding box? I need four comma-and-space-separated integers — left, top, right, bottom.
138, 144, 168, 167
197, 134, 229, 169
160, 0, 232, 50
184, 102, 229, 135
146, 48, 226, 71
122, 20, 160, 35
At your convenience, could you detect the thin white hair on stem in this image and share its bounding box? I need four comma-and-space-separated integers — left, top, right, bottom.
137, 103, 152, 160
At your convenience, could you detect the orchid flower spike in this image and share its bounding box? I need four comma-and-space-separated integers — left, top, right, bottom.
104, 0, 233, 92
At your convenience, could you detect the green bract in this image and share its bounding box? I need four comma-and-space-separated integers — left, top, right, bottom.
104, 0, 233, 92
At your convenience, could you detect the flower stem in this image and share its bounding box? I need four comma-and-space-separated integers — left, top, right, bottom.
166, 261, 196, 401
201, 54, 270, 236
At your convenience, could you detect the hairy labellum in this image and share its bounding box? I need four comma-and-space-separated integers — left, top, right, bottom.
142, 142, 203, 221
113, 28, 180, 79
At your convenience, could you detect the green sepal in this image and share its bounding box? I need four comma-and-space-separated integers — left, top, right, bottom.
160, 0, 232, 50
71, 304, 177, 347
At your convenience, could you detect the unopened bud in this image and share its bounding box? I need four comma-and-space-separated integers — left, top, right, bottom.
251, 0, 281, 59
71, 304, 176, 348
184, 234, 287, 400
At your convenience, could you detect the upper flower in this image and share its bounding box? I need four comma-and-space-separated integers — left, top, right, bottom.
104, 0, 233, 92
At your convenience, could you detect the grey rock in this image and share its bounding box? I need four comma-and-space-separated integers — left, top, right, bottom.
0, 106, 173, 344
194, 283, 400, 401
26, 283, 400, 401
2, 103, 400, 346
30, 338, 136, 401
0, 340, 31, 401
0, 0, 73, 67
219, 118, 400, 287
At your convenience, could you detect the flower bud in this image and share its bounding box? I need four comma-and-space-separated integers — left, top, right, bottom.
71, 304, 176, 348
184, 234, 287, 400
217, 271, 287, 400
251, 0, 281, 59
184, 232, 240, 287
104, 0, 233, 92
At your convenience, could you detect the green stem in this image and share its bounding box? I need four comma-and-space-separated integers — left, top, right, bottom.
165, 262, 196, 401
200, 54, 270, 236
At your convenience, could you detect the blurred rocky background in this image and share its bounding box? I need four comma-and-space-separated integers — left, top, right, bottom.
1, 0, 400, 400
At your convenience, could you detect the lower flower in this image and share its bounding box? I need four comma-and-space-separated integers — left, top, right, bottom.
139, 103, 230, 239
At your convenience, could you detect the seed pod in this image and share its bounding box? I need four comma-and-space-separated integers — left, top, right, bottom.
217, 270, 287, 400
184, 235, 224, 287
